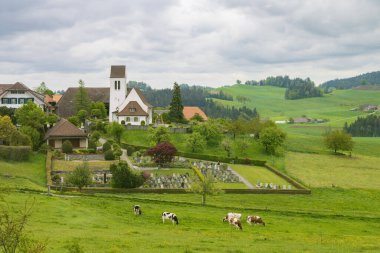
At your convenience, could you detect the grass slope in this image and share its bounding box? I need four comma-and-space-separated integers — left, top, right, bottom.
231, 164, 289, 186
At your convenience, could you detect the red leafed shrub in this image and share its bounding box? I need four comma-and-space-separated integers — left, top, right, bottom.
146, 142, 177, 165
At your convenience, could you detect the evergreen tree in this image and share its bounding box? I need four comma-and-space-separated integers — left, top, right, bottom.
168, 82, 185, 123
74, 79, 92, 113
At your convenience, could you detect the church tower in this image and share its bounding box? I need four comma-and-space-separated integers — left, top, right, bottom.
109, 65, 127, 122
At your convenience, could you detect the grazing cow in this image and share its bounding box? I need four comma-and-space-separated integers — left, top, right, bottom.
133, 205, 142, 215
162, 212, 179, 225
223, 212, 242, 222
246, 215, 265, 226
229, 217, 243, 230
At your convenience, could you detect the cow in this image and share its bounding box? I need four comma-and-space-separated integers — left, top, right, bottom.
162, 212, 179, 225
229, 217, 243, 230
133, 205, 142, 215
246, 215, 265, 226
223, 212, 242, 222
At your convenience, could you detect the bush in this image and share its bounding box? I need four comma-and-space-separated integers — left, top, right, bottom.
52, 149, 63, 159
146, 142, 177, 165
0, 146, 31, 161
110, 162, 144, 188
9, 131, 31, 146
39, 143, 49, 153
140, 120, 145, 126
88, 139, 97, 150
121, 120, 125, 125
62, 140, 73, 154
102, 141, 112, 152
51, 174, 61, 185
104, 149, 115, 160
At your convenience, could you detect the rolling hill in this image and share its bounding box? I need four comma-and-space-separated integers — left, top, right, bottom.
321, 71, 380, 90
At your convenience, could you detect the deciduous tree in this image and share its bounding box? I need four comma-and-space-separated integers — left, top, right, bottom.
107, 122, 124, 144
324, 130, 354, 154
0, 115, 16, 144
259, 127, 286, 154
67, 163, 92, 191
147, 142, 177, 165
189, 170, 223, 206
186, 132, 206, 152
148, 126, 170, 146
110, 162, 144, 188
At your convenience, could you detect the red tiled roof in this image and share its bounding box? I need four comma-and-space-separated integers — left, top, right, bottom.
183, 106, 208, 121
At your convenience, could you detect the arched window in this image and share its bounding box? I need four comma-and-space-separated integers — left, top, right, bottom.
118, 81, 120, 90
114, 81, 117, 90
134, 117, 138, 122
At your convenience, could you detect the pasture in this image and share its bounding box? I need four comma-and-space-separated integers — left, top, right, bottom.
1, 153, 380, 252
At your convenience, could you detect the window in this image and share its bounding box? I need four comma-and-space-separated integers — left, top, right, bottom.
126, 117, 130, 122
25, 98, 34, 103
1, 98, 9, 104
134, 117, 138, 122
114, 81, 117, 90
11, 98, 17, 104
18, 98, 25, 104
18, 91, 25, 94
118, 81, 120, 90
11, 91, 17, 94
129, 108, 136, 112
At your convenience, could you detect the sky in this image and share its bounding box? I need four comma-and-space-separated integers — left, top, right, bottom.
1, 0, 380, 90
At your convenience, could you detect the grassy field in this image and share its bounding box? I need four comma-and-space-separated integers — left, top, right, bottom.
1, 153, 380, 252
52, 159, 116, 172
216, 85, 380, 126
231, 164, 290, 187
0, 154, 46, 190
148, 168, 194, 176
285, 152, 380, 189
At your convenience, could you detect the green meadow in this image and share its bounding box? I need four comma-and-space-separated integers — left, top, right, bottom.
1, 152, 380, 252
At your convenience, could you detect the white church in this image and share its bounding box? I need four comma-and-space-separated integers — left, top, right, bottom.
109, 65, 153, 125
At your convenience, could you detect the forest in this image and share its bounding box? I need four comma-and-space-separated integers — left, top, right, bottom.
344, 114, 380, 137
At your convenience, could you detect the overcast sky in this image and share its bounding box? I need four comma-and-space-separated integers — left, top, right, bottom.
1, 0, 380, 90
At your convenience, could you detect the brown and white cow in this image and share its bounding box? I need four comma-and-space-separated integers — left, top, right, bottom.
223, 212, 242, 222
229, 217, 243, 230
246, 215, 265, 226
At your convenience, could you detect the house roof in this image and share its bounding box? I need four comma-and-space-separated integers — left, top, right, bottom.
183, 106, 208, 121
133, 88, 152, 107
56, 87, 110, 118
110, 65, 126, 78
44, 118, 87, 140
117, 101, 148, 116
44, 94, 62, 104
0, 82, 44, 102
293, 117, 310, 123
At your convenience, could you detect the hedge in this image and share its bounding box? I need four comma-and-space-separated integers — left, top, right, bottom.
0, 145, 31, 161
121, 142, 266, 166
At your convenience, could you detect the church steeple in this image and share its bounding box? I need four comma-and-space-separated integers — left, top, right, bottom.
109, 65, 127, 121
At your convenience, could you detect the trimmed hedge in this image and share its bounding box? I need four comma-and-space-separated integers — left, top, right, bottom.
121, 142, 266, 166
0, 145, 31, 161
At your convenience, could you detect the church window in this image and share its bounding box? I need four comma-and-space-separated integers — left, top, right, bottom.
118, 81, 120, 90
114, 81, 117, 90
134, 117, 138, 122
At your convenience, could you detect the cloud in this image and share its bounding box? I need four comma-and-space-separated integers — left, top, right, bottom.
0, 0, 379, 89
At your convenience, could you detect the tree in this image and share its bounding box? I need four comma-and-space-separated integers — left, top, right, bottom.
234, 139, 249, 157
110, 162, 144, 188
148, 126, 170, 146
186, 132, 206, 152
20, 126, 40, 151
104, 149, 115, 160
46, 113, 58, 126
0, 115, 16, 144
74, 80, 91, 113
193, 121, 223, 147
0, 106, 16, 124
67, 163, 92, 191
227, 118, 247, 139
15, 101, 46, 131
168, 82, 185, 123
90, 102, 107, 119
146, 142, 177, 165
259, 127, 286, 154
190, 113, 204, 122
77, 110, 88, 125
189, 170, 222, 206
324, 130, 354, 154
62, 140, 73, 154
222, 139, 232, 157
0, 200, 47, 252
9, 131, 31, 146
68, 116, 81, 127
106, 122, 124, 144
35, 81, 53, 95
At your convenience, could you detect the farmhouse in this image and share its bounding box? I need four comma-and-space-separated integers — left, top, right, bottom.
183, 106, 208, 121
0, 82, 45, 109
44, 118, 88, 149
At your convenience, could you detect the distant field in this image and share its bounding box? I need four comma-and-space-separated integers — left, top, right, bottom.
285, 152, 380, 189
216, 85, 380, 126
231, 164, 290, 187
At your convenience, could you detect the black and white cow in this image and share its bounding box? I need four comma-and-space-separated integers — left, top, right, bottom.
162, 212, 179, 225
133, 205, 142, 215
